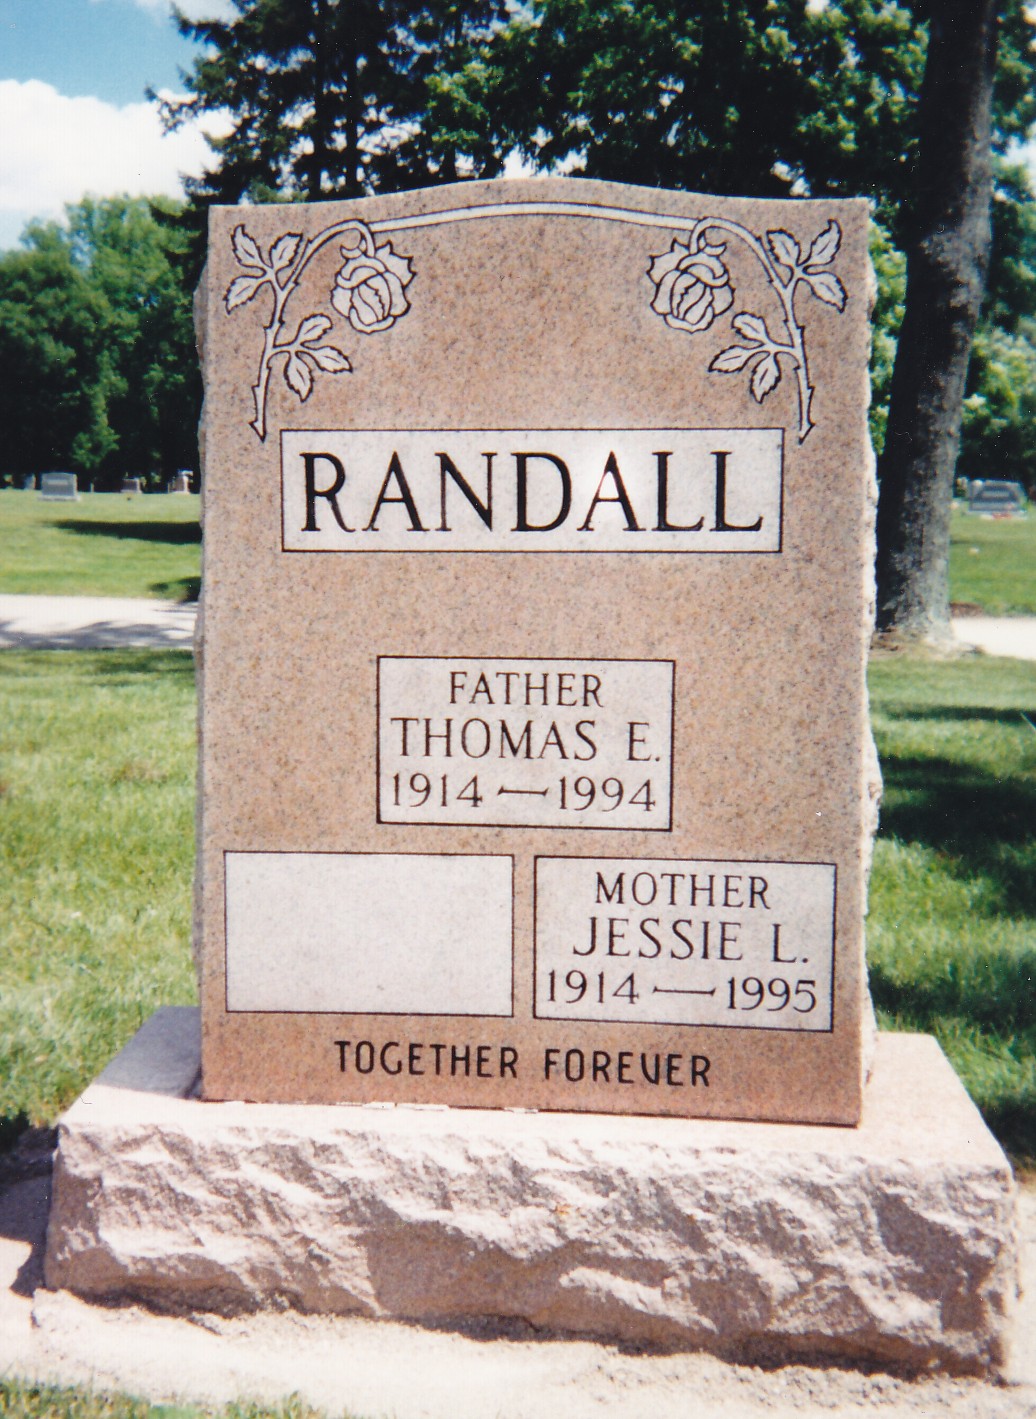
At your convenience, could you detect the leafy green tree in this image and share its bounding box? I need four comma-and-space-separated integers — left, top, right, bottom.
60, 197, 201, 483
158, 0, 506, 203
959, 323, 1036, 493
431, 0, 1035, 235
430, 0, 1035, 640
982, 161, 1036, 334
434, 1, 930, 226
873, 159, 1036, 487
0, 197, 199, 489
0, 231, 114, 479
956, 160, 1036, 497
869, 222, 907, 457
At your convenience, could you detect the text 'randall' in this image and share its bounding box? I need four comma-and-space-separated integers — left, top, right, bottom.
280, 427, 784, 553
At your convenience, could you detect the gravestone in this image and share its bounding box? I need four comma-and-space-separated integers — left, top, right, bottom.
121, 476, 143, 495
44, 179, 1018, 1371
967, 479, 1026, 516
38, 471, 78, 500
169, 470, 192, 494
195, 176, 877, 1125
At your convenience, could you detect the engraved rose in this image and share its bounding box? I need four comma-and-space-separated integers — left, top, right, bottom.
331, 231, 415, 334
648, 237, 733, 333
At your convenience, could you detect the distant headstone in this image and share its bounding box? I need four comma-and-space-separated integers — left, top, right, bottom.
168, 471, 192, 494
196, 178, 877, 1125
22, 474, 36, 492
39, 471, 78, 501
967, 479, 1026, 516
121, 476, 143, 495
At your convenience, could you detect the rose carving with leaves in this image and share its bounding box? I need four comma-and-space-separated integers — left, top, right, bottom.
223, 218, 415, 441
648, 218, 846, 441
223, 201, 847, 444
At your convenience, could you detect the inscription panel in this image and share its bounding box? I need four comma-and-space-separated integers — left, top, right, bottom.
378, 657, 674, 829
534, 856, 836, 1031
282, 428, 784, 553
225, 851, 514, 1016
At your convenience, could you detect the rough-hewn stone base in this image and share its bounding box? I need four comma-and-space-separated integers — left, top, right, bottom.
44, 1009, 1018, 1374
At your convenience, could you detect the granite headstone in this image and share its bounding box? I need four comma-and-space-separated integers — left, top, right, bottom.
195, 177, 877, 1124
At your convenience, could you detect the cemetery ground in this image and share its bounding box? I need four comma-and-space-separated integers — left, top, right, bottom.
0, 502, 1033, 1415
0, 1383, 327, 1419
950, 510, 1036, 616
0, 646, 1031, 1155
0, 489, 1032, 614
0, 650, 1034, 1417
0, 491, 201, 603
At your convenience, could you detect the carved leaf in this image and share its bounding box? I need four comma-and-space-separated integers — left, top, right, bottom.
270, 233, 302, 272
306, 344, 352, 373
806, 221, 841, 268
232, 225, 265, 271
225, 273, 267, 311
732, 312, 769, 345
750, 352, 781, 402
767, 229, 801, 271
284, 351, 313, 400
295, 313, 333, 345
804, 270, 847, 310
710, 345, 756, 373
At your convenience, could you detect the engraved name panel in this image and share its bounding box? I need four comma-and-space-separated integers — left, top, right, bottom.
378, 657, 674, 829
282, 428, 783, 553
534, 856, 836, 1031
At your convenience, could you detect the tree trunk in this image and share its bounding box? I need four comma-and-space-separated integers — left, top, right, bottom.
873, 0, 999, 642
343, 1, 361, 198
310, 0, 330, 200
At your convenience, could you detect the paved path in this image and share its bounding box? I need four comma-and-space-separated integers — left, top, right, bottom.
951, 615, 1036, 661
3, 597, 1036, 661
0, 594, 196, 649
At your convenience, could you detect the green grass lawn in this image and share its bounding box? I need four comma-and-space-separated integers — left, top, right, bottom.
949, 502, 1036, 614
0, 651, 197, 1124
868, 653, 1036, 1160
0, 490, 200, 601
0, 1382, 345, 1419
1, 647, 1033, 1164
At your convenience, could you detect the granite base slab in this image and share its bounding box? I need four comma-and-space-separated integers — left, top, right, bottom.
43, 1008, 1018, 1374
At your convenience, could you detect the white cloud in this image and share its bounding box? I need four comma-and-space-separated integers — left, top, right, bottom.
97, 0, 236, 18
0, 79, 230, 247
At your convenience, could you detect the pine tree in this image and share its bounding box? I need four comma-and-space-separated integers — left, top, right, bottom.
158, 0, 505, 203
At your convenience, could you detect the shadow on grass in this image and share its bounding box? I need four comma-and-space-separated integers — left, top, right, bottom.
0, 649, 195, 683
55, 520, 201, 546
878, 754, 1036, 917
150, 576, 201, 602
982, 1096, 1036, 1163
85, 649, 196, 682
0, 1113, 28, 1153
880, 704, 1036, 725
869, 951, 1036, 1034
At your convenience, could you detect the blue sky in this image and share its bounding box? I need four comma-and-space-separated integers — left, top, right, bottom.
1, 0, 203, 105
0, 0, 232, 249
